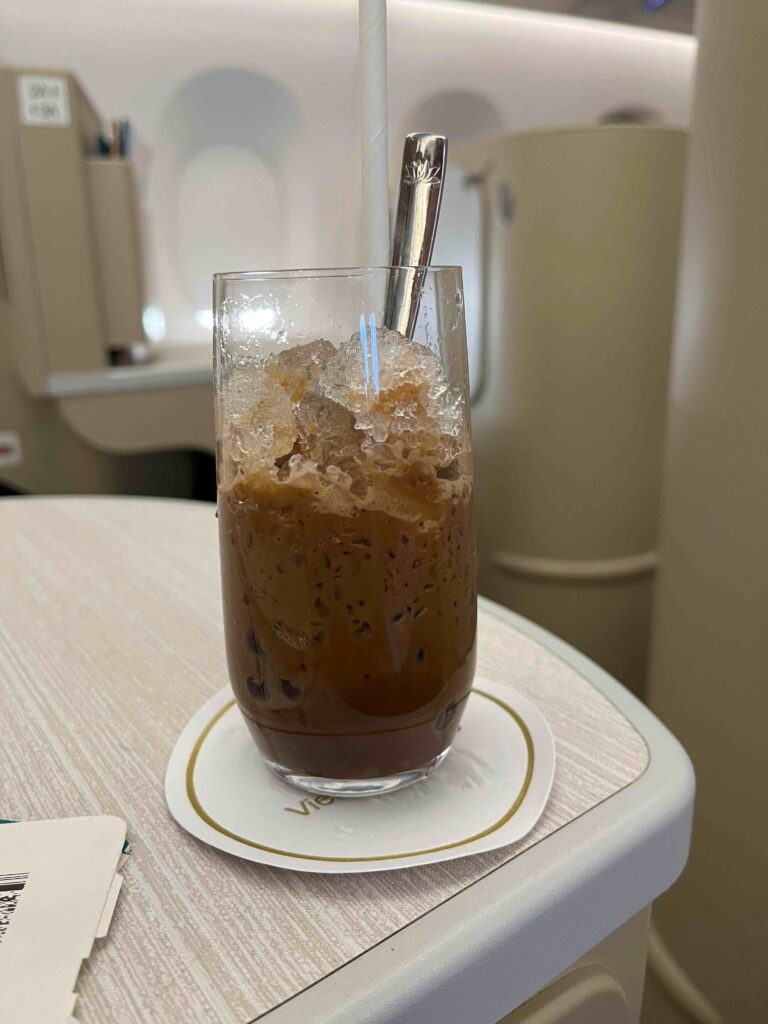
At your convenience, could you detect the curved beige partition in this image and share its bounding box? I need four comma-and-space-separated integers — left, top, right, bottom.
467, 127, 686, 694
648, 1, 768, 1020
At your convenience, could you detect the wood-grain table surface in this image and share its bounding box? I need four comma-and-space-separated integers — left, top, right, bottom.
0, 498, 692, 1024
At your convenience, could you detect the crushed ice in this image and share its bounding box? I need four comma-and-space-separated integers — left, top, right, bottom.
219, 325, 467, 496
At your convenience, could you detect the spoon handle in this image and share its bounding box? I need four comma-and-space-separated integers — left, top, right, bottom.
384, 133, 447, 337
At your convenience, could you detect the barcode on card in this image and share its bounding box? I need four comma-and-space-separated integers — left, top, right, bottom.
0, 872, 28, 944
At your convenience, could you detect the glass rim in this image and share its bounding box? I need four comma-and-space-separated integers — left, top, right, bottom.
213, 265, 462, 283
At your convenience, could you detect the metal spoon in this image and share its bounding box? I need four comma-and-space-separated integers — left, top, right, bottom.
383, 133, 447, 338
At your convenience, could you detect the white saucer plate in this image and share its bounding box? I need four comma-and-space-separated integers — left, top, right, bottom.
165, 676, 555, 873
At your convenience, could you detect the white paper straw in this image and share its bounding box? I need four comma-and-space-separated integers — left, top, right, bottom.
359, 0, 390, 267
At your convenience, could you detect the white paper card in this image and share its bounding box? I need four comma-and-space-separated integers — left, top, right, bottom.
166, 677, 555, 873
94, 873, 123, 939
0, 816, 126, 1023
17, 76, 71, 127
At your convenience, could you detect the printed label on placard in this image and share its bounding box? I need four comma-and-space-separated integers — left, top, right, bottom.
17, 76, 71, 127
0, 872, 28, 945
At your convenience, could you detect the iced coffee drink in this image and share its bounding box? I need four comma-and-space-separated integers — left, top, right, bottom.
215, 268, 476, 796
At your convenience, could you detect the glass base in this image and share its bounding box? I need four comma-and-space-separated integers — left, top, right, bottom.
265, 747, 451, 798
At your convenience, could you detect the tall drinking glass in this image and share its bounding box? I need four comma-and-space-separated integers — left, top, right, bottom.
214, 267, 476, 796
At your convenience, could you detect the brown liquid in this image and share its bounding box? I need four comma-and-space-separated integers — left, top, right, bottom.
219, 476, 476, 779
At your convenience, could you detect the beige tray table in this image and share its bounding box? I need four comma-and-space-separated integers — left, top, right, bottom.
0, 498, 693, 1023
